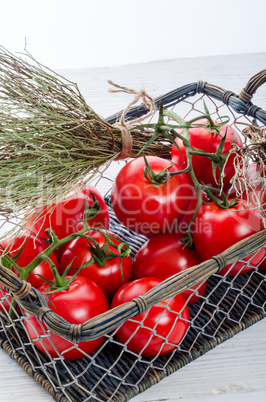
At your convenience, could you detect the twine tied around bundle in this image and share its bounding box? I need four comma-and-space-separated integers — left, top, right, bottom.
108, 80, 157, 160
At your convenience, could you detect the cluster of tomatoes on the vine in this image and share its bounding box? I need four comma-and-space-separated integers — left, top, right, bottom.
1, 113, 265, 361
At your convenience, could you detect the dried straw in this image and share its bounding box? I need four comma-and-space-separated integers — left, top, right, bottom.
0, 47, 171, 225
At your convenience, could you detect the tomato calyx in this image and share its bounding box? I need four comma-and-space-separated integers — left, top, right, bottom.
189, 130, 233, 187
204, 187, 240, 209
83, 192, 101, 221
143, 155, 174, 184
75, 231, 131, 270
78, 232, 131, 285
193, 100, 230, 135
86, 237, 130, 267
38, 259, 86, 301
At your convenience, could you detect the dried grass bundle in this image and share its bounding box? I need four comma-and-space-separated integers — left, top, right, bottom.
0, 47, 171, 220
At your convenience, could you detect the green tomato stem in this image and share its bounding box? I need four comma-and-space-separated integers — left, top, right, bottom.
16, 223, 131, 285
42, 255, 65, 288
8, 298, 18, 323
1, 253, 23, 275
163, 109, 213, 247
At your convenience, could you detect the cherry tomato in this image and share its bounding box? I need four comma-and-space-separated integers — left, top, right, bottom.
24, 276, 109, 360
60, 230, 132, 300
171, 119, 243, 187
132, 233, 207, 304
111, 156, 192, 237
0, 234, 58, 289
111, 278, 189, 357
28, 185, 109, 260
192, 200, 265, 276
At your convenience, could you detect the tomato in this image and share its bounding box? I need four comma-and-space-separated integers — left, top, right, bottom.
111, 278, 189, 357
28, 185, 109, 260
258, 256, 266, 272
132, 233, 207, 304
178, 185, 208, 234
0, 285, 15, 313
24, 276, 109, 360
24, 220, 48, 240
192, 200, 265, 276
171, 119, 243, 187
0, 234, 58, 289
60, 230, 132, 300
111, 156, 192, 237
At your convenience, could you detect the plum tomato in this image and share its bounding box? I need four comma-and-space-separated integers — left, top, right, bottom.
132, 233, 207, 304
111, 278, 189, 357
171, 119, 243, 187
60, 230, 132, 300
111, 156, 192, 237
24, 276, 110, 360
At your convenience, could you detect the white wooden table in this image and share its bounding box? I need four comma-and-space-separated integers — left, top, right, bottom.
0, 53, 266, 401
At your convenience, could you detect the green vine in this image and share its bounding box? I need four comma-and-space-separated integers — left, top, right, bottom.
139, 102, 239, 247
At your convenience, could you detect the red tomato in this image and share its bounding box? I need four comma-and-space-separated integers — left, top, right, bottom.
24, 220, 48, 240
132, 233, 207, 304
0, 285, 15, 313
24, 276, 109, 360
111, 156, 192, 237
171, 119, 243, 187
28, 185, 109, 260
60, 230, 132, 300
178, 185, 208, 234
0, 234, 58, 289
258, 256, 266, 272
111, 278, 189, 357
258, 258, 266, 271
0, 281, 23, 316
192, 200, 265, 276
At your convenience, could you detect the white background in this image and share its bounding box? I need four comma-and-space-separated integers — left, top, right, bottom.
1, 0, 266, 70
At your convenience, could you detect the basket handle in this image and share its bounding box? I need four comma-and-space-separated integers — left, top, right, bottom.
239, 69, 266, 103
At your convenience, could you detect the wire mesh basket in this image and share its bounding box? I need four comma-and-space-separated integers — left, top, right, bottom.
0, 69, 266, 402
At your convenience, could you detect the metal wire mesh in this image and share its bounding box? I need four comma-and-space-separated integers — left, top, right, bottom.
0, 91, 265, 402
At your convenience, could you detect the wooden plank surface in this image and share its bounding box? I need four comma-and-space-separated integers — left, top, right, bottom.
0, 52, 266, 401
